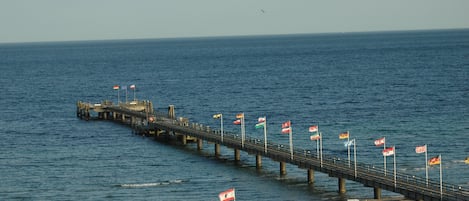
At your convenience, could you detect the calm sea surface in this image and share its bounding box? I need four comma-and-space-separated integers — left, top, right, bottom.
0, 29, 468, 200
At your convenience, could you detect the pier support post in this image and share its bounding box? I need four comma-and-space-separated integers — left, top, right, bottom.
181, 135, 187, 145
256, 154, 262, 169
234, 149, 240, 161
215, 144, 220, 157
308, 169, 315, 184
197, 138, 203, 150
280, 162, 287, 175
373, 187, 381, 199
113, 112, 117, 120
103, 112, 108, 120
338, 178, 346, 193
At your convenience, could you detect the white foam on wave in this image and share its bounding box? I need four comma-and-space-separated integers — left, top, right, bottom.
119, 179, 186, 188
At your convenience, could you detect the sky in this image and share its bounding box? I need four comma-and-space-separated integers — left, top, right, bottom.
1, 0, 468, 43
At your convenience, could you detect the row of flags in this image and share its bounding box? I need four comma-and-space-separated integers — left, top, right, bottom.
113, 84, 136, 90
375, 138, 441, 166
215, 113, 451, 167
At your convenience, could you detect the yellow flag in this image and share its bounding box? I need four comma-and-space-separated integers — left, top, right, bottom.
236, 113, 244, 119
213, 114, 222, 119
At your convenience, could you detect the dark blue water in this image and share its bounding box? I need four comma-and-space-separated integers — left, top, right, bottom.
0, 29, 468, 200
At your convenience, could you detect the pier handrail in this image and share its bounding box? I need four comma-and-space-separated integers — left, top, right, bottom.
79, 101, 469, 200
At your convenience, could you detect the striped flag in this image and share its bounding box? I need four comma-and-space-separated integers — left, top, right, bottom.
258, 117, 266, 123
213, 114, 222, 119
415, 145, 427, 154
374, 137, 385, 146
113, 85, 119, 90
233, 119, 241, 125
309, 125, 318, 132
281, 127, 291, 134
382, 147, 395, 156
281, 121, 291, 128
255, 122, 265, 129
339, 131, 349, 139
281, 121, 291, 134
129, 84, 136, 90
310, 133, 320, 141
428, 155, 441, 166
218, 188, 235, 201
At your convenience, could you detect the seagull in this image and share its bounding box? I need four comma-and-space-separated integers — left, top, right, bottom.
260, 9, 265, 13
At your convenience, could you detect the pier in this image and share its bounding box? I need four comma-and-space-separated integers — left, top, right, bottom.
77, 100, 468, 201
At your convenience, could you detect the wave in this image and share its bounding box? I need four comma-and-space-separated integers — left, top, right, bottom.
118, 179, 185, 188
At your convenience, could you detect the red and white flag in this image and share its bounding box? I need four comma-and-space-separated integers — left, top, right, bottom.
129, 84, 136, 90
282, 121, 291, 129
281, 127, 291, 134
219, 188, 235, 201
309, 125, 318, 132
382, 147, 395, 156
233, 119, 241, 125
113, 85, 119, 90
415, 145, 427, 154
374, 137, 385, 146
258, 117, 266, 123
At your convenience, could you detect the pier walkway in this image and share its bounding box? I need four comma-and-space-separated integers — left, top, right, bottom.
76, 100, 468, 201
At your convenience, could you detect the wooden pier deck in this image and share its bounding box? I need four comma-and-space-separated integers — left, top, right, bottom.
77, 100, 468, 201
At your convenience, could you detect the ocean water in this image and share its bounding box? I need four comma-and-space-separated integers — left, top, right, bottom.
0, 29, 468, 200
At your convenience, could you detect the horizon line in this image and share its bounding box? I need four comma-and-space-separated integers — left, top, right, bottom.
1, 27, 468, 45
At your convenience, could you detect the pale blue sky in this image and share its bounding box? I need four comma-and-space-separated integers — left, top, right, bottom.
1, 0, 468, 43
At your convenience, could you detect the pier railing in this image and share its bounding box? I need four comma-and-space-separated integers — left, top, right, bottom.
77, 101, 469, 200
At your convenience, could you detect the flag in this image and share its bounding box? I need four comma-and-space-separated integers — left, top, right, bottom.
344, 140, 355, 147
233, 119, 241, 125
339, 131, 349, 139
309, 125, 318, 132
113, 85, 119, 90
218, 188, 235, 201
258, 117, 266, 123
255, 122, 265, 129
282, 121, 291, 128
281, 127, 291, 134
129, 84, 136, 90
415, 145, 427, 154
382, 147, 395, 156
310, 133, 320, 141
236, 113, 244, 119
213, 114, 222, 119
121, 85, 127, 90
374, 137, 385, 146
428, 155, 441, 166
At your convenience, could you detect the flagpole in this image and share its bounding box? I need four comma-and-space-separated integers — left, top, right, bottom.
316, 129, 319, 159
264, 116, 267, 153
354, 139, 357, 178
118, 88, 120, 104
125, 87, 128, 103
221, 114, 224, 143
384, 137, 387, 176
438, 154, 443, 200
133, 86, 136, 101
425, 144, 428, 186
241, 114, 245, 148
348, 131, 351, 168
289, 121, 293, 160
320, 132, 323, 168
393, 146, 397, 189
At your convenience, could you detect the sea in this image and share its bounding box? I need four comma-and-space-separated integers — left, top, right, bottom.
0, 29, 468, 200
